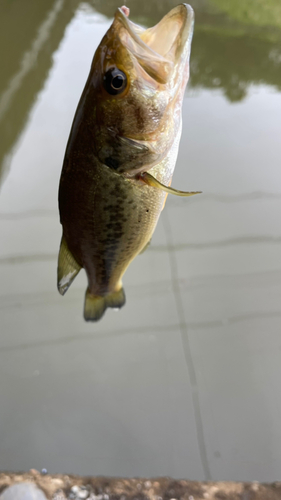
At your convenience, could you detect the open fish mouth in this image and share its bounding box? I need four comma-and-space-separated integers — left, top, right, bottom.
115, 4, 194, 84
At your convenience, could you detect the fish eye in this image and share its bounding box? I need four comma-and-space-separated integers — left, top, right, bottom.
103, 68, 127, 95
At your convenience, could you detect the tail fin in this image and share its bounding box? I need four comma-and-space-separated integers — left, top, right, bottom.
84, 287, 126, 322
84, 293, 107, 322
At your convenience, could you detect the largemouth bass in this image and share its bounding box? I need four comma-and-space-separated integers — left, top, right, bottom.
58, 4, 199, 321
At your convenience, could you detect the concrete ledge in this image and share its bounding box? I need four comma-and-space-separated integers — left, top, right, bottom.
1, 472, 281, 500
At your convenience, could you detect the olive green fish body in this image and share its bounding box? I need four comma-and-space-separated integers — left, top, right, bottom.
59, 137, 179, 293
58, 4, 196, 321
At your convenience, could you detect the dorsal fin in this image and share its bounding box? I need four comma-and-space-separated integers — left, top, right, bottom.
57, 236, 81, 295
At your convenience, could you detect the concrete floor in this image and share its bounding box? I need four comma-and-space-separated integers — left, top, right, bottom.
0, 1, 281, 482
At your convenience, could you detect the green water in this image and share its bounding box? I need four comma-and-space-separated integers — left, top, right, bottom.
0, 0, 281, 481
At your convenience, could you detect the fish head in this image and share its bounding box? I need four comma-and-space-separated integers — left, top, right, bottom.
86, 4, 194, 175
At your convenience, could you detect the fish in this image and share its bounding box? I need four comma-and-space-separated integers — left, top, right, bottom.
57, 3, 200, 321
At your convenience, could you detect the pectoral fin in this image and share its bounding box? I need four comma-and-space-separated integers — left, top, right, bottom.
57, 236, 81, 295
141, 171, 202, 197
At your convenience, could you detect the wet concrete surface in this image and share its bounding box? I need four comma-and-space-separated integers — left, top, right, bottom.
0, 0, 281, 482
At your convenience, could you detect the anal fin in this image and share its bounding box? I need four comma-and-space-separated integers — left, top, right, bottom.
139, 238, 151, 255
84, 287, 126, 322
57, 236, 81, 295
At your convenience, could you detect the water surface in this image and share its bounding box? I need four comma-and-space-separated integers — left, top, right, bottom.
0, 0, 281, 482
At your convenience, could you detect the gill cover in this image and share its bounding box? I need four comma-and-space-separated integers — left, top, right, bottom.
92, 4, 195, 176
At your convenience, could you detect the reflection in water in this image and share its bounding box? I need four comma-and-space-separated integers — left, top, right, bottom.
190, 31, 281, 101
0, 0, 81, 182
1, 0, 281, 180
0, 0, 64, 122
210, 0, 281, 30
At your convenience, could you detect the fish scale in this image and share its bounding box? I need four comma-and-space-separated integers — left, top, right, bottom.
57, 4, 200, 321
